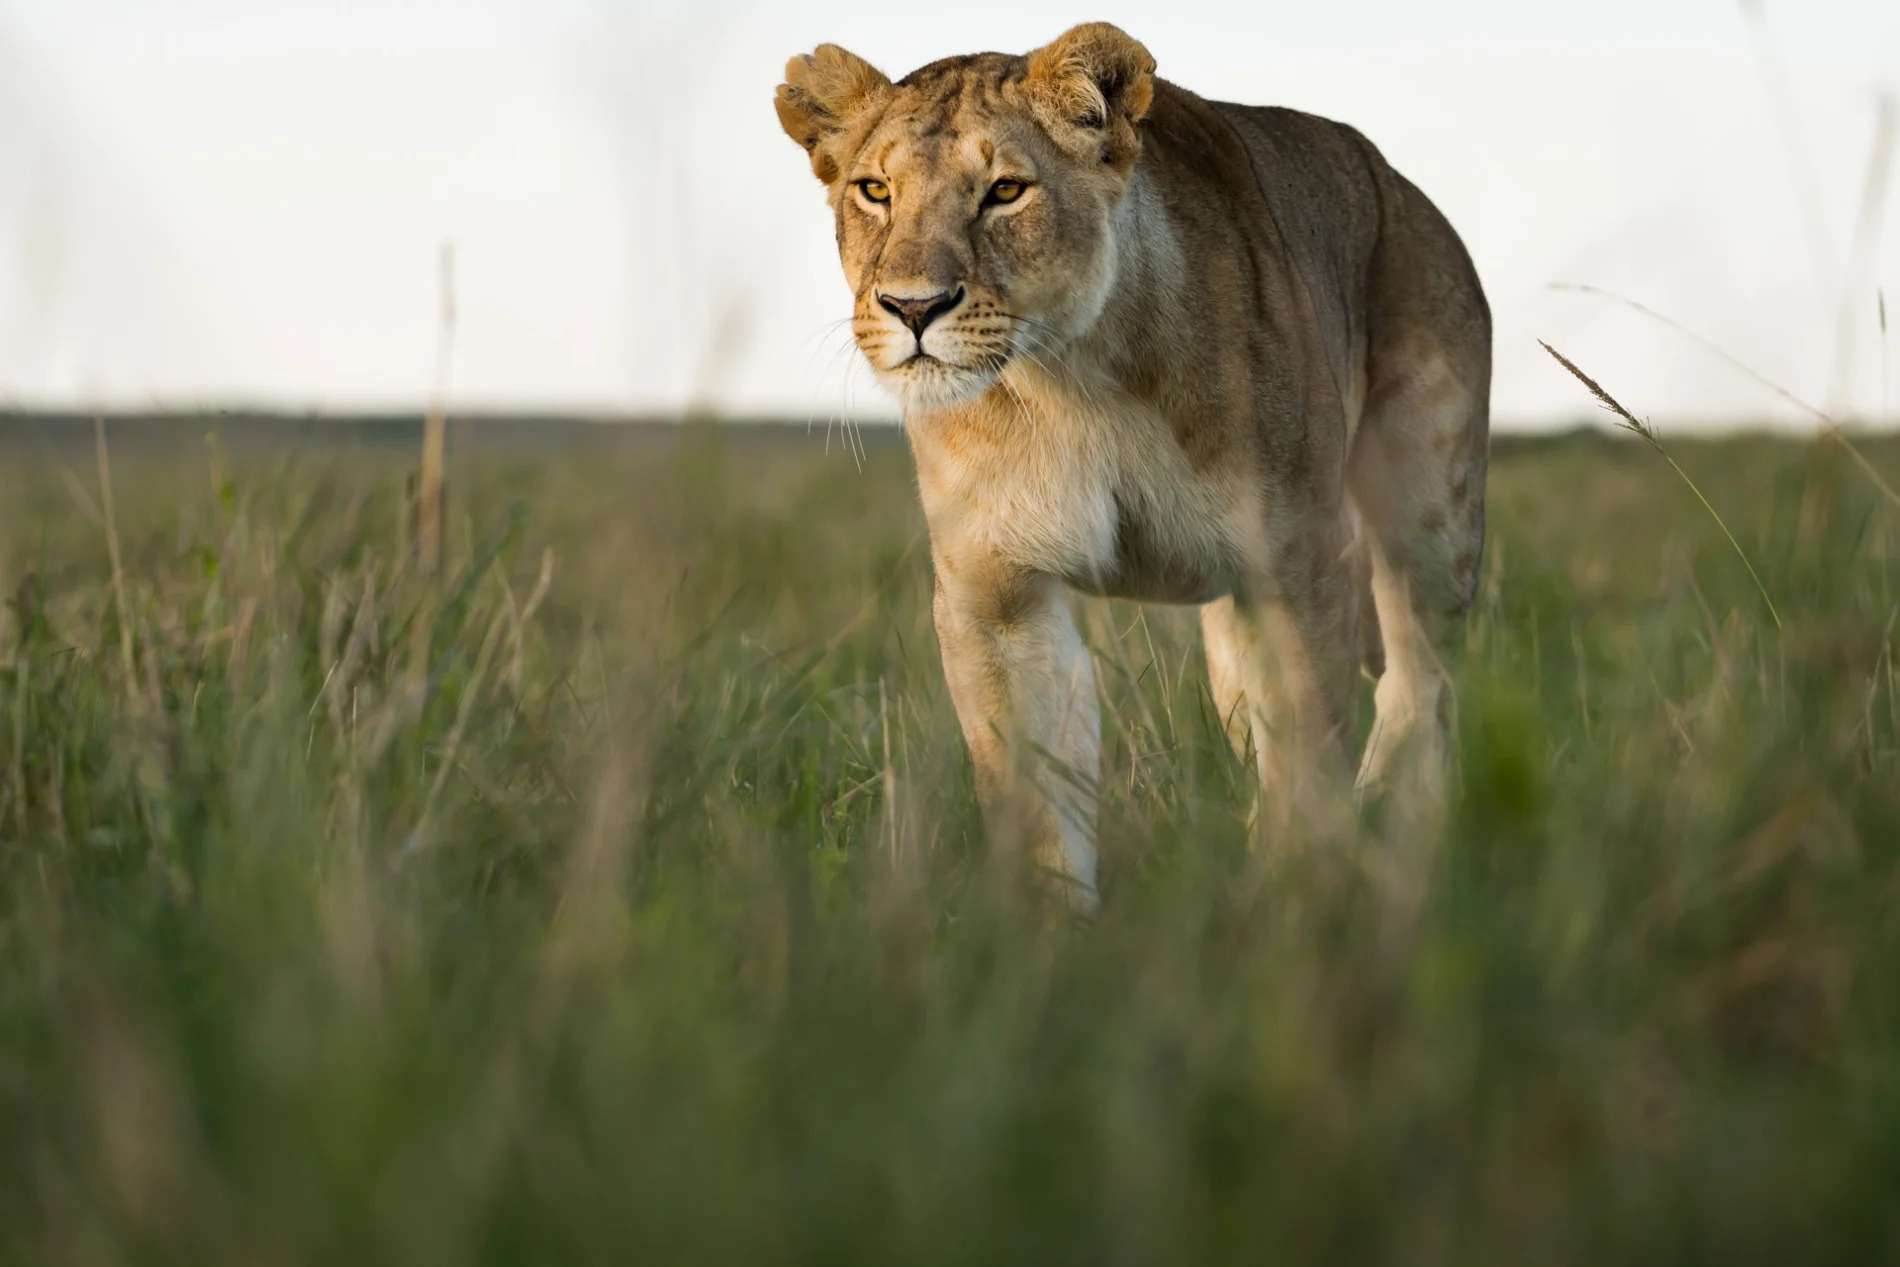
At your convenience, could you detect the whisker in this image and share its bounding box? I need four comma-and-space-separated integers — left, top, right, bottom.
808, 329, 873, 460
1004, 320, 1109, 419
817, 337, 858, 454
796, 316, 859, 353
1000, 372, 1035, 432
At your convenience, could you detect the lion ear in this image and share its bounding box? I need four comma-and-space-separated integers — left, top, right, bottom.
774, 44, 891, 182
1025, 23, 1156, 138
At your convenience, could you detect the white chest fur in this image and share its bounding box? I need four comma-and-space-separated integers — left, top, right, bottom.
909, 381, 1244, 605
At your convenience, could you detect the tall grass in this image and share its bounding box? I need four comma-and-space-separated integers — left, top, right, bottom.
1540, 341, 1783, 629
2, 422, 1899, 1264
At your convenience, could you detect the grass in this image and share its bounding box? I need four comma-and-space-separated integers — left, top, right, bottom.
1539, 341, 1783, 630
2, 418, 1900, 1264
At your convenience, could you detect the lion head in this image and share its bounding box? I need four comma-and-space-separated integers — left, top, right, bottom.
774, 23, 1157, 413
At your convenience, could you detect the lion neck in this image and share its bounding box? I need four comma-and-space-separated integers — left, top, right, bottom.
990, 163, 1191, 422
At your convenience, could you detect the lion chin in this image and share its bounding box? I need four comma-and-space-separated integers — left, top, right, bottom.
879, 356, 1005, 416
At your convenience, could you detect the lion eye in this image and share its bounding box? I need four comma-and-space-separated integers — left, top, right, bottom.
858, 180, 890, 204
985, 180, 1027, 206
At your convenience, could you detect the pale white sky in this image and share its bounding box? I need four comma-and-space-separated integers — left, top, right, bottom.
0, 0, 1895, 427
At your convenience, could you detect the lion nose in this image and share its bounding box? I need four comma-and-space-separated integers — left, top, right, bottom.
877, 287, 964, 339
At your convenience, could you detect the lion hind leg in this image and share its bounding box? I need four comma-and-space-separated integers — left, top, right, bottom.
1201, 512, 1363, 843
1348, 349, 1488, 806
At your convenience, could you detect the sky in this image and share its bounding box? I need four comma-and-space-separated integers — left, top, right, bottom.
0, 0, 1895, 428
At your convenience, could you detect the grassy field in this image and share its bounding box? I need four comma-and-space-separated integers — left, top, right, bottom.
2, 417, 1899, 1264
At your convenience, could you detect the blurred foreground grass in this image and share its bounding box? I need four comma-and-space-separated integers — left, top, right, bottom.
3, 421, 1900, 1264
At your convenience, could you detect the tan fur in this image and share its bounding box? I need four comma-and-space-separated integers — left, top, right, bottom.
776, 24, 1491, 905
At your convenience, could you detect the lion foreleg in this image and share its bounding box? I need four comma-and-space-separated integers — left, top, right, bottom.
933, 566, 1101, 909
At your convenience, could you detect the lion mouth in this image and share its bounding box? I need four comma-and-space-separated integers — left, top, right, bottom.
893, 360, 1011, 414
891, 352, 1009, 386
864, 339, 1013, 411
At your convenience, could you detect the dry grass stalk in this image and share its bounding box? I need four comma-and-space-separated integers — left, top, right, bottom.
1828, 91, 1895, 417
417, 241, 457, 576
1539, 340, 1783, 630
1737, 0, 1836, 289
406, 243, 459, 712
93, 419, 139, 696
1552, 282, 1900, 511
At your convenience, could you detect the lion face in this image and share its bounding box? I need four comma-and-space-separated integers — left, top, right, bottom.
775, 26, 1156, 414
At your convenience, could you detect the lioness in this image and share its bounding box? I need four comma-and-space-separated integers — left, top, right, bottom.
775, 23, 1489, 904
